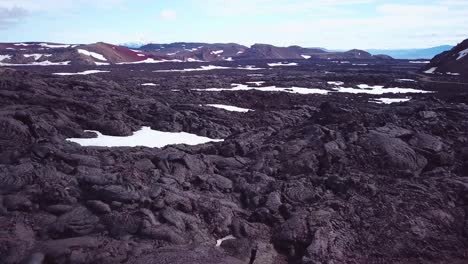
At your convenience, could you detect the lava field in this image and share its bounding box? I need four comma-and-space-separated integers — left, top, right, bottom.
1, 60, 468, 264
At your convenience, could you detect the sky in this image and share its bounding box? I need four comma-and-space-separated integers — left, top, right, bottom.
0, 0, 467, 49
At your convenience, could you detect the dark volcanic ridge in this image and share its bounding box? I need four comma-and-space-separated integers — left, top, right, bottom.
423, 38, 468, 76
0, 41, 393, 66
1, 57, 468, 264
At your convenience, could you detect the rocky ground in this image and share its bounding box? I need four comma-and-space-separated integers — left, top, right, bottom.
1, 60, 468, 264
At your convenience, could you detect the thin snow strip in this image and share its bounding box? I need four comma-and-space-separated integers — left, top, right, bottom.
205, 104, 252, 112
424, 67, 437, 74
141, 83, 158, 86
268, 62, 298, 67
409, 61, 430, 64
216, 235, 236, 247
95, 62, 110, 66
39, 43, 70, 48
301, 55, 311, 59
117, 58, 183, 64
246, 81, 265, 86
371, 98, 411, 104
53, 70, 110, 76
194, 83, 329, 95
0, 61, 71, 66
457, 48, 468, 60
78, 49, 107, 61
153, 65, 264, 72
327, 81, 344, 86
187, 58, 204, 62
333, 84, 432, 94
446, 72, 460, 76
396, 79, 417, 82
67, 126, 223, 148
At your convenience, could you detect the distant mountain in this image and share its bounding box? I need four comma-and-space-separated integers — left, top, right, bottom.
0, 41, 394, 66
422, 39, 468, 76
367, 45, 453, 60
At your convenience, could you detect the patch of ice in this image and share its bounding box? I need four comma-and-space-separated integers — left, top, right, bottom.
301, 55, 311, 59
23, 54, 52, 60
39, 43, 70, 48
78, 49, 107, 61
117, 58, 183, 64
424, 67, 437, 74
67, 126, 223, 148
0, 61, 71, 66
327, 81, 344, 86
456, 48, 468, 60
333, 84, 432, 94
205, 104, 252, 112
53, 70, 110, 76
211, 50, 224, 55
268, 62, 298, 67
371, 98, 411, 104
141, 83, 158, 86
0, 55, 12, 61
216, 235, 235, 247
246, 81, 265, 86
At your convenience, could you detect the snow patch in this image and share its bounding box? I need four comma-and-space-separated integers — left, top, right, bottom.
301, 55, 311, 59
53, 70, 110, 76
95, 62, 110, 66
224, 57, 233, 61
23, 54, 52, 60
205, 104, 252, 112
396, 79, 416, 82
141, 83, 158, 86
216, 235, 236, 247
211, 50, 224, 55
187, 58, 204, 62
117, 58, 182, 64
409, 61, 430, 64
327, 81, 344, 86
424, 67, 437, 74
333, 84, 432, 94
194, 83, 329, 95
67, 126, 223, 148
0, 55, 12, 61
78, 49, 107, 61
246, 81, 265, 86
446, 72, 460, 76
371, 98, 411, 104
154, 65, 263, 72
456, 48, 468, 60
39, 43, 70, 48
268, 62, 298, 67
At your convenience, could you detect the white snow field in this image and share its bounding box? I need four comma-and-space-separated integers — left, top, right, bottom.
67, 126, 224, 148
78, 49, 107, 61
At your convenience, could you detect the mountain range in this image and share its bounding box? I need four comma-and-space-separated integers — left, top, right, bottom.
0, 41, 393, 66
367, 45, 454, 60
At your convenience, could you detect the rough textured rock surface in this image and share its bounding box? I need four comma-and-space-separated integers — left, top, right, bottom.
0, 60, 467, 264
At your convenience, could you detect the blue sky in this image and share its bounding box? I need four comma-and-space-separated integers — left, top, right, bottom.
0, 0, 467, 49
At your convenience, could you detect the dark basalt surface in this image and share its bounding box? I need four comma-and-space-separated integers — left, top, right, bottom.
1, 60, 468, 264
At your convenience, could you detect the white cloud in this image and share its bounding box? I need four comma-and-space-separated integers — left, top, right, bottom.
159, 9, 177, 21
